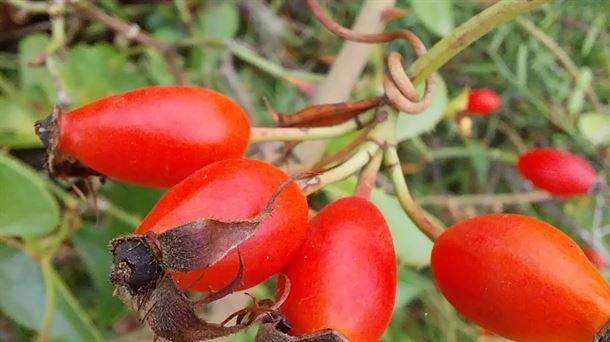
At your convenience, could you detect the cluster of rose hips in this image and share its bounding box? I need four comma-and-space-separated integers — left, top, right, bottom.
34, 84, 609, 342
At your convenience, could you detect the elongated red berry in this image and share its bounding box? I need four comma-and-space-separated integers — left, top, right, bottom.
466, 88, 500, 115
278, 197, 396, 342
432, 213, 610, 342
35, 86, 250, 187
517, 148, 597, 196
136, 158, 309, 292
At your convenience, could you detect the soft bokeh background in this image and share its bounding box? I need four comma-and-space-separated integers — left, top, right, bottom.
0, 1, 608, 341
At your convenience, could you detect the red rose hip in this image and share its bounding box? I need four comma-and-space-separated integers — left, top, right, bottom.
35, 86, 250, 187
517, 148, 597, 196
466, 88, 500, 115
136, 158, 309, 291
431, 213, 610, 342
278, 196, 396, 342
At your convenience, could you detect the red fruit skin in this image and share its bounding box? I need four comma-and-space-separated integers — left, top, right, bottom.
466, 88, 500, 115
517, 148, 596, 196
136, 159, 308, 292
58, 86, 250, 187
431, 213, 610, 342
278, 197, 396, 342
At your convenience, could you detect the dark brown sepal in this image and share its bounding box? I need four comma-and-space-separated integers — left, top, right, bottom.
34, 105, 100, 178
143, 277, 250, 342
594, 320, 610, 342
109, 234, 163, 296
255, 314, 349, 342
270, 97, 383, 128
157, 172, 305, 272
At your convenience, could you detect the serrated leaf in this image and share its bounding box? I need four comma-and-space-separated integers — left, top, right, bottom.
411, 0, 454, 36
578, 112, 610, 146
396, 75, 448, 142
0, 154, 59, 237
0, 246, 103, 341
325, 179, 433, 267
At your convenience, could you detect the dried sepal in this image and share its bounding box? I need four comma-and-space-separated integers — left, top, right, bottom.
34, 105, 100, 178
255, 314, 349, 342
268, 97, 382, 128
595, 320, 610, 342
157, 172, 301, 272
142, 277, 251, 342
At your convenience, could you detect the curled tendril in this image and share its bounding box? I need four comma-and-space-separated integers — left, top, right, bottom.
307, 0, 435, 114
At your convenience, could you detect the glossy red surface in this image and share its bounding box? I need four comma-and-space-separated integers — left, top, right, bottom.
466, 88, 501, 115
136, 159, 309, 291
517, 148, 596, 196
278, 196, 396, 342
59, 86, 250, 187
432, 213, 610, 342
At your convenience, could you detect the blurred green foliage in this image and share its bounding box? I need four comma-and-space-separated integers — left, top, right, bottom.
0, 0, 608, 341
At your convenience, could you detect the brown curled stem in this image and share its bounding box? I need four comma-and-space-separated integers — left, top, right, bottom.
307, 0, 435, 114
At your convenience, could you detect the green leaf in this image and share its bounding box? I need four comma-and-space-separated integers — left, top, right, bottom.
411, 0, 454, 37
196, 2, 239, 83
0, 97, 42, 148
198, 2, 239, 39
72, 225, 126, 326
60, 43, 148, 106
18, 34, 55, 106
0, 246, 103, 341
325, 180, 433, 267
144, 49, 175, 85
396, 75, 448, 142
100, 181, 164, 231
578, 112, 610, 146
0, 154, 59, 237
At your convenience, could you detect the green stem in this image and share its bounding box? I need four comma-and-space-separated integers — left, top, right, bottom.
37, 256, 55, 342
46, 181, 141, 228
430, 147, 518, 164
386, 145, 444, 241
249, 111, 375, 143
298, 141, 380, 196
226, 41, 324, 82
354, 150, 383, 199
4, 0, 48, 13
409, 0, 548, 85
176, 38, 324, 82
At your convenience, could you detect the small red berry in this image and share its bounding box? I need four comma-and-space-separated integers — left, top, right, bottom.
517, 148, 597, 196
466, 88, 501, 115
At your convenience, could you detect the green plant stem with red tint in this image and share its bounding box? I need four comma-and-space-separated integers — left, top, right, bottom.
354, 150, 383, 199
383, 111, 445, 241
